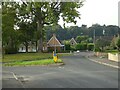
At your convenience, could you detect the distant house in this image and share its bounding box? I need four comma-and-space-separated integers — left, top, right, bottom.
18, 34, 65, 52
69, 38, 77, 46
18, 42, 37, 52
47, 34, 65, 52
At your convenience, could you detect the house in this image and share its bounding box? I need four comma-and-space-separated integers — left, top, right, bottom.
69, 38, 77, 46
18, 34, 65, 52
18, 42, 37, 52
47, 34, 65, 52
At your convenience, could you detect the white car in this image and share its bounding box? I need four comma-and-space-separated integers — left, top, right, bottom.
76, 50, 80, 53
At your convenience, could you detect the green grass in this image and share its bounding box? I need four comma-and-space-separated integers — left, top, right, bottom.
4, 59, 63, 66
2, 53, 53, 63
2, 53, 72, 63
105, 50, 119, 54
2, 53, 72, 66
58, 53, 73, 57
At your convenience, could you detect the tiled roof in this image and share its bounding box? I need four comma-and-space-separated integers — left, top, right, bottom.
47, 34, 64, 47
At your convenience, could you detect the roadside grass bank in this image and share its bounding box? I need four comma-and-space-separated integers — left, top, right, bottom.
2, 53, 72, 66
2, 53, 52, 63
2, 53, 72, 63
104, 50, 119, 54
4, 59, 63, 66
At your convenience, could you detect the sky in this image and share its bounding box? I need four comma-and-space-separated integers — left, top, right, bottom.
58, 0, 120, 28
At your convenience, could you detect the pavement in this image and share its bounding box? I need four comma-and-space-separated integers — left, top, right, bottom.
86, 52, 120, 69
2, 52, 118, 88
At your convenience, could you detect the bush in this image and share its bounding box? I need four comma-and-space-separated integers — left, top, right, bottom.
75, 43, 87, 50
94, 46, 101, 52
5, 47, 18, 54
71, 46, 76, 51
65, 43, 71, 50
87, 43, 94, 51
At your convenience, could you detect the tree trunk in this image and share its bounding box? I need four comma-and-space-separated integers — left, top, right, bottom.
38, 37, 43, 52
25, 42, 28, 53
35, 41, 38, 52
37, 20, 43, 52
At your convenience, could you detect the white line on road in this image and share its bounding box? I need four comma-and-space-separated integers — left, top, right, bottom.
3, 71, 25, 88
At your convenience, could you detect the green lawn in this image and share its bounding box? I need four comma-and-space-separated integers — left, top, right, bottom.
2, 52, 72, 66
4, 59, 63, 66
2, 53, 72, 63
2, 53, 52, 63
104, 50, 119, 54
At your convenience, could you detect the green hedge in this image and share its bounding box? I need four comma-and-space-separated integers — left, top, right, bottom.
75, 43, 87, 50
65, 43, 71, 50
87, 43, 94, 51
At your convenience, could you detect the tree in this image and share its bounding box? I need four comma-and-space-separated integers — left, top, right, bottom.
63, 40, 71, 50
110, 36, 117, 49
95, 38, 110, 51
75, 43, 87, 50
116, 38, 120, 51
21, 1, 83, 52
76, 35, 88, 43
18, 22, 36, 52
87, 43, 94, 51
105, 25, 119, 36
2, 2, 20, 54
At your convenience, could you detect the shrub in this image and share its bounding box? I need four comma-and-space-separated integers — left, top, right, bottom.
87, 43, 94, 51
94, 46, 101, 52
75, 43, 87, 50
71, 46, 76, 51
65, 43, 71, 50
5, 47, 18, 54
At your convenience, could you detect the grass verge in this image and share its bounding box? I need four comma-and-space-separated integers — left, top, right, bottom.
104, 50, 119, 54
2, 53, 72, 63
4, 59, 63, 66
2, 53, 52, 63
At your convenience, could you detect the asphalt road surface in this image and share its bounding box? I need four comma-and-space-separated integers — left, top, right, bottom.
2, 52, 118, 88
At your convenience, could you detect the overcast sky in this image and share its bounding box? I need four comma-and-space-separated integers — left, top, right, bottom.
58, 0, 120, 27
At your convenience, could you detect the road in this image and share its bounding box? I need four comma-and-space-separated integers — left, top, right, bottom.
2, 52, 118, 88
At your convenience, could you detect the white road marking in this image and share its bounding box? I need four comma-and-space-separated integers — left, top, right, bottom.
3, 71, 25, 88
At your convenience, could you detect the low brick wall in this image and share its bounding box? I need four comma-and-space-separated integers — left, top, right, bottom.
108, 53, 120, 62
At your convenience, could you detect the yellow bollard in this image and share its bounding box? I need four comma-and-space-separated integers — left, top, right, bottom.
53, 51, 58, 62
54, 56, 58, 62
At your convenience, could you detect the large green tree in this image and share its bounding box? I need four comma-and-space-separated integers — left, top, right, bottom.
21, 1, 83, 52
2, 2, 20, 54
95, 38, 111, 51
76, 35, 88, 43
